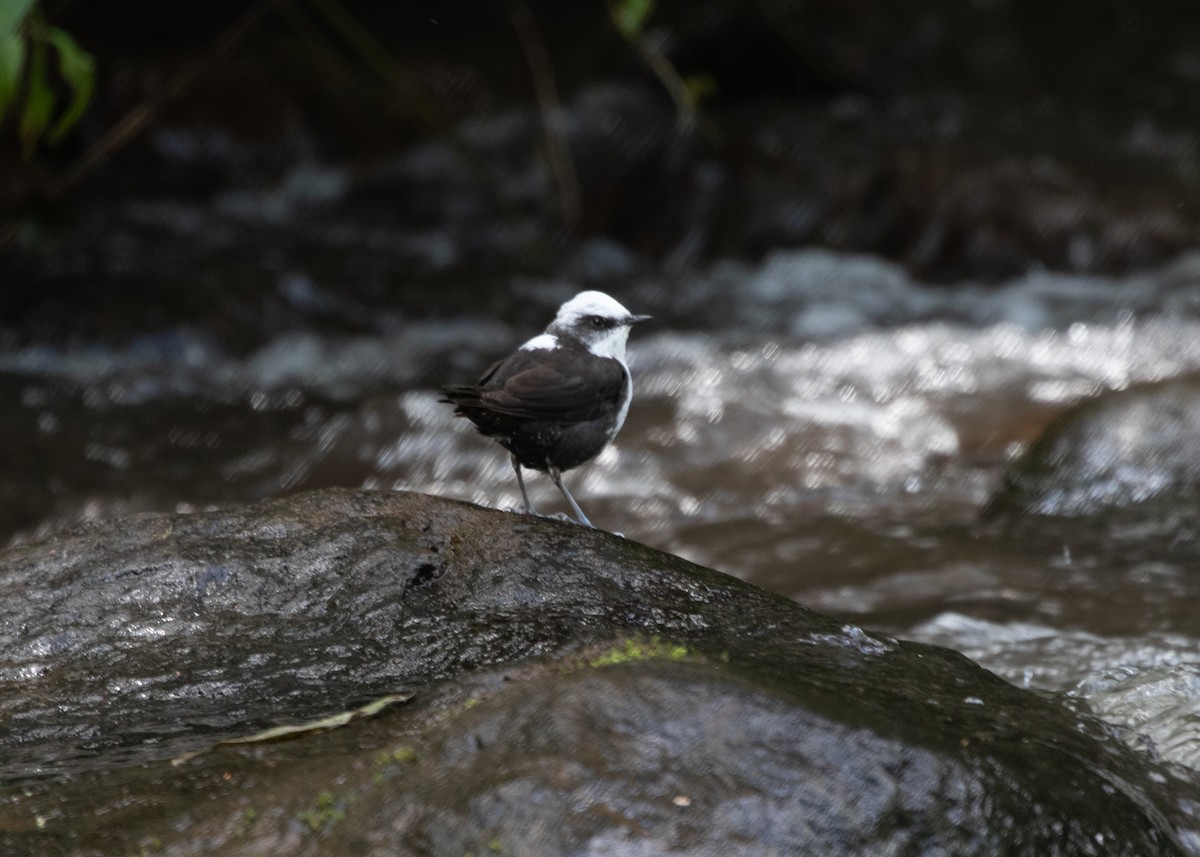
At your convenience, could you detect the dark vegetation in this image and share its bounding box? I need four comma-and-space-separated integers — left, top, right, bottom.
1, 0, 1199, 343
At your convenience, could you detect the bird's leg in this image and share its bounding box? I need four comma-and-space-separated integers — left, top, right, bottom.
511, 454, 538, 516
548, 464, 593, 528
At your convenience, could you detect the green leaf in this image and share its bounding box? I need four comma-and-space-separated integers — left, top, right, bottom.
44, 25, 94, 142
0, 32, 24, 116
0, 0, 37, 37
0, 0, 36, 122
683, 73, 716, 108
18, 36, 53, 156
612, 0, 654, 37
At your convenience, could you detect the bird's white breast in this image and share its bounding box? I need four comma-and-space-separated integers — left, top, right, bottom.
610, 364, 633, 439
598, 333, 633, 438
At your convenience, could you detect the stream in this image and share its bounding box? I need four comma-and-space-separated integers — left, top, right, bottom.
3, 228, 1199, 818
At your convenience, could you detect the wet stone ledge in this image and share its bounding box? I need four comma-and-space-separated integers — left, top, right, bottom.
985, 375, 1200, 522
0, 489, 1190, 856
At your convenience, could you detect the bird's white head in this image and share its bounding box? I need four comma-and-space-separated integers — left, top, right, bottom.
547, 291, 651, 362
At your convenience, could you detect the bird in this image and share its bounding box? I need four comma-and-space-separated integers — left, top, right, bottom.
441, 291, 651, 528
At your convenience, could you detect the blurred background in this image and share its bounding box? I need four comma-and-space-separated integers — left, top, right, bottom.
1, 0, 1199, 805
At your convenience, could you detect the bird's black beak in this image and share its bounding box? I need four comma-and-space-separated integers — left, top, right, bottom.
627, 314, 653, 325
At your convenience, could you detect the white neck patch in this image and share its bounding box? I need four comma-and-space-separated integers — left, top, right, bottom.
520, 333, 559, 351
582, 326, 630, 363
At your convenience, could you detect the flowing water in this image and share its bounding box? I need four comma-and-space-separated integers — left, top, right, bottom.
4, 241, 1200, 810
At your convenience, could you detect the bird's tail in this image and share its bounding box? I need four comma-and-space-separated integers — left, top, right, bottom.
439, 386, 482, 412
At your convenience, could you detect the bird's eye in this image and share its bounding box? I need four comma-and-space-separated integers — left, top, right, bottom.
590, 316, 609, 329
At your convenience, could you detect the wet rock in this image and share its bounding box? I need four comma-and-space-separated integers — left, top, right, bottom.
0, 489, 1189, 855
985, 377, 1200, 519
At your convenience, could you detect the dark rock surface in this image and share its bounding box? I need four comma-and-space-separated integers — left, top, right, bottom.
0, 489, 1189, 855
985, 376, 1200, 519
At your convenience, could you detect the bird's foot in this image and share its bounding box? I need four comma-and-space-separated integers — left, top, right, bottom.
539, 511, 595, 528
505, 507, 603, 530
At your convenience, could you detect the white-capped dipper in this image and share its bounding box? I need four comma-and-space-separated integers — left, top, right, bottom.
441, 291, 651, 528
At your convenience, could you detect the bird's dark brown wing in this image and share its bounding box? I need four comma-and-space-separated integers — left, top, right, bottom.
445, 346, 626, 425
